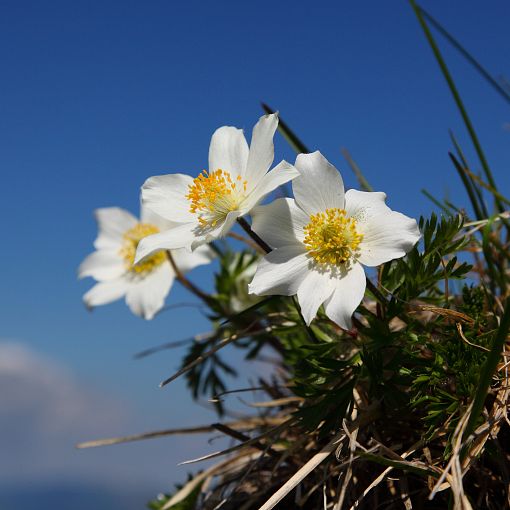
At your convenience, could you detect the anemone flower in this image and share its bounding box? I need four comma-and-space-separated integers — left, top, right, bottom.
248, 151, 420, 329
78, 205, 213, 320
134, 113, 298, 263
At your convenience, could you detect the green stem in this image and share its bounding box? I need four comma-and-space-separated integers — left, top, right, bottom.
166, 251, 214, 306
366, 278, 386, 307
237, 217, 271, 253
237, 217, 318, 340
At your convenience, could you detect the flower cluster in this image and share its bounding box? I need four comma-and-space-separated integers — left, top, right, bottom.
79, 113, 420, 327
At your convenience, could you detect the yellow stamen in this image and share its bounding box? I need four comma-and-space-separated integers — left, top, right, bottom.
186, 169, 247, 228
119, 223, 166, 275
303, 208, 363, 266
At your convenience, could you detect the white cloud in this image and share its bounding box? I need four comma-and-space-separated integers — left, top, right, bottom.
0, 340, 232, 508
0, 341, 129, 483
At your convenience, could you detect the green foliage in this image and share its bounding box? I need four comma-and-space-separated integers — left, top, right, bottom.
212, 249, 262, 317
141, 6, 510, 508
381, 213, 471, 304
182, 211, 481, 436
407, 318, 492, 438
292, 340, 358, 433
183, 331, 237, 415
461, 285, 487, 324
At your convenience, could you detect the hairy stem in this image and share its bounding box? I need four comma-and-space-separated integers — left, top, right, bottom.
237, 217, 271, 253
166, 251, 213, 305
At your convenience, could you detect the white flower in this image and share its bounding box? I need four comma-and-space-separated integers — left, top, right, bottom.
78, 205, 213, 320
134, 113, 299, 262
248, 151, 421, 330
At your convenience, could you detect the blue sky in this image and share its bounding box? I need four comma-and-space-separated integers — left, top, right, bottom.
1, 0, 509, 506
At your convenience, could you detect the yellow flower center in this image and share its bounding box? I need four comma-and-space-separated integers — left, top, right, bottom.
186, 169, 247, 228
119, 223, 166, 275
303, 208, 363, 266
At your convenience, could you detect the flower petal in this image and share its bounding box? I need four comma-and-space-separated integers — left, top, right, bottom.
248, 245, 309, 296
78, 250, 125, 281
142, 174, 195, 223
244, 113, 278, 187
344, 189, 388, 220
93, 207, 138, 250
141, 174, 195, 223
190, 210, 241, 250
219, 210, 241, 237
140, 202, 173, 229
83, 278, 131, 308
251, 198, 309, 249
135, 223, 197, 262
323, 262, 366, 330
135, 210, 238, 262
344, 189, 421, 267
208, 126, 249, 179
170, 245, 215, 273
297, 269, 336, 325
293, 151, 345, 216
125, 263, 174, 320
241, 160, 300, 213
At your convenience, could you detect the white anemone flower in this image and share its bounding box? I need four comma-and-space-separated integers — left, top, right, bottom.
78, 205, 213, 320
134, 113, 299, 262
248, 151, 421, 330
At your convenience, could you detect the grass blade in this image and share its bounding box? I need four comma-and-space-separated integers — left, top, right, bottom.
421, 189, 455, 215
420, 7, 510, 105
159, 321, 267, 387
258, 431, 346, 510
341, 147, 374, 192
410, 1, 503, 214
76, 417, 284, 449
448, 152, 484, 221
262, 102, 309, 154
178, 418, 295, 465
449, 131, 489, 219
460, 166, 510, 207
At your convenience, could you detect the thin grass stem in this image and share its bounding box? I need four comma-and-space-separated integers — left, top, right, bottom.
410, 1, 503, 214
